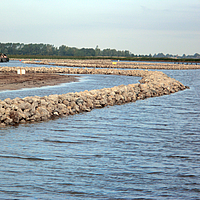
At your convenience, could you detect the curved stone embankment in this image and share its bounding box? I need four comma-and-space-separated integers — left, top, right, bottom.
21, 59, 200, 70
0, 66, 189, 127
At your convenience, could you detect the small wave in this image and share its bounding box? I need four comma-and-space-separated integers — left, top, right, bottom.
177, 174, 197, 178
0, 154, 51, 161
43, 139, 83, 144
166, 155, 190, 159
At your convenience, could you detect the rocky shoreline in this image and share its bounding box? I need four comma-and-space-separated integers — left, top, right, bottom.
0, 66, 189, 127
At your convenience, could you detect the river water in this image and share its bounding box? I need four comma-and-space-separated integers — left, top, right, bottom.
0, 61, 200, 199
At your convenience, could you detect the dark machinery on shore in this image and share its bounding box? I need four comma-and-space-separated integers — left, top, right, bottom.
0, 53, 9, 62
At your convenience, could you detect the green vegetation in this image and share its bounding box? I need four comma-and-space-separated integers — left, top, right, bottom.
0, 43, 132, 57
1, 42, 199, 62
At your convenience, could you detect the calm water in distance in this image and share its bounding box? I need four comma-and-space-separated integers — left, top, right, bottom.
0, 61, 199, 199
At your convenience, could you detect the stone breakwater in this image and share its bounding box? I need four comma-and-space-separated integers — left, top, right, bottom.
0, 66, 188, 127
21, 59, 200, 70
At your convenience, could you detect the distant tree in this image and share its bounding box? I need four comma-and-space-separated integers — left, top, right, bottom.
153, 53, 166, 58
58, 45, 67, 56
194, 53, 200, 58
124, 50, 130, 57
95, 45, 101, 56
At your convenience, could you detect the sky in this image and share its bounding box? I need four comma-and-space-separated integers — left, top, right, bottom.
1, 0, 200, 55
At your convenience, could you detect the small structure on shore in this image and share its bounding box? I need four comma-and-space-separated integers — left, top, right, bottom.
17, 68, 26, 75
0, 53, 9, 62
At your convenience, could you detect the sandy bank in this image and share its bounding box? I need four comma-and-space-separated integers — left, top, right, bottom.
0, 73, 78, 91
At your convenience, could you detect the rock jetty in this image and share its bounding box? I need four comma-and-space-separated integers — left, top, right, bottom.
0, 66, 188, 127
21, 58, 200, 70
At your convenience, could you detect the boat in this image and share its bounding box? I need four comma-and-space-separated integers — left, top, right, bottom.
0, 53, 9, 62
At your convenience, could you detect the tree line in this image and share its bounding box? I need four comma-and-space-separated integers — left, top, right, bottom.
1, 42, 199, 59
0, 43, 134, 57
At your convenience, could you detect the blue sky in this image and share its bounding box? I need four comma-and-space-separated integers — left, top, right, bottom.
1, 0, 200, 55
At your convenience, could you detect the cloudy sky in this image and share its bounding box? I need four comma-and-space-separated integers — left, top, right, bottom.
1, 0, 200, 55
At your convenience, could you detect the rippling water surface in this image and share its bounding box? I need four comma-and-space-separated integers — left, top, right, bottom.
0, 61, 199, 199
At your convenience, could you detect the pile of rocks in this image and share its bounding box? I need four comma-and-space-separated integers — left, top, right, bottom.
0, 67, 188, 127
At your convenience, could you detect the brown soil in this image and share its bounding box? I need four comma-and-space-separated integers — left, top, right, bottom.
0, 72, 79, 91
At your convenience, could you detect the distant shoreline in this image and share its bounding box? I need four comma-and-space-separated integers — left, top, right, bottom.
9, 57, 200, 63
